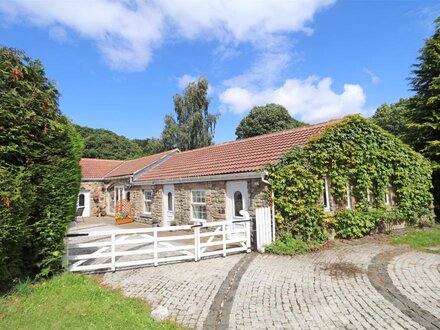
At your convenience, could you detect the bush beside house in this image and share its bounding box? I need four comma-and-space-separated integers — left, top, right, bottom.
0, 48, 82, 292
268, 115, 433, 243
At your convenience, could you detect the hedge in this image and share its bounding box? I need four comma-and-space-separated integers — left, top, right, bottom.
0, 47, 82, 292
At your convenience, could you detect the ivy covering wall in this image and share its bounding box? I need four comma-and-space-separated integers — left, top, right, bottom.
0, 48, 82, 292
268, 115, 433, 241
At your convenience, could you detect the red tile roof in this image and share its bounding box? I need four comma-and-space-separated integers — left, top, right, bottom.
80, 158, 123, 179
105, 150, 177, 178
80, 150, 177, 179
137, 121, 334, 182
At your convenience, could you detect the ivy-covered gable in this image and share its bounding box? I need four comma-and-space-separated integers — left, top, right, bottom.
269, 115, 433, 241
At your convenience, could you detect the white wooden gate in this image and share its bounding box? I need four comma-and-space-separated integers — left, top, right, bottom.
255, 207, 274, 252
66, 213, 251, 272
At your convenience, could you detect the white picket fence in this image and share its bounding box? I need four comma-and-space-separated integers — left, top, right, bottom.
66, 213, 251, 272
255, 207, 274, 252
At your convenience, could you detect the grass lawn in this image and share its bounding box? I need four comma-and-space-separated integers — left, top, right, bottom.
0, 272, 181, 329
390, 225, 440, 253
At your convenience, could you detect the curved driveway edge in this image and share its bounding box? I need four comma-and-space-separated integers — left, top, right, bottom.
103, 253, 244, 329
102, 241, 440, 329
368, 249, 440, 330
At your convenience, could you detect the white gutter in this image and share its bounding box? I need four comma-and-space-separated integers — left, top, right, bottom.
261, 171, 276, 241
132, 171, 263, 185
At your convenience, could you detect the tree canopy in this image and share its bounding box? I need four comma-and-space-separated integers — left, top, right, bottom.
75, 125, 144, 160
161, 77, 218, 151
0, 47, 82, 292
235, 104, 306, 139
371, 98, 411, 143
408, 17, 440, 219
371, 17, 440, 220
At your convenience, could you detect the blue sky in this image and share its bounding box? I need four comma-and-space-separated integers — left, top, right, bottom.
0, 1, 439, 143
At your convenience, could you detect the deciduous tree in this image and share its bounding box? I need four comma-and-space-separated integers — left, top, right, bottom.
161, 77, 218, 151
235, 104, 305, 140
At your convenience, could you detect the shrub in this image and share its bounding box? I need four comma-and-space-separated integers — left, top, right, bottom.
265, 232, 319, 255
0, 47, 82, 292
334, 209, 380, 239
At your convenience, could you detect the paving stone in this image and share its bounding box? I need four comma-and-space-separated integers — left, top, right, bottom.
101, 241, 440, 329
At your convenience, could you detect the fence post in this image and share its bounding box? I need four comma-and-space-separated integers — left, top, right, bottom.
194, 225, 200, 261
222, 222, 226, 257
111, 233, 116, 272
239, 210, 251, 253
153, 229, 158, 266
63, 236, 69, 270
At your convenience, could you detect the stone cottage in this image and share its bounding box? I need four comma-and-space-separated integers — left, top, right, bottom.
79, 121, 332, 225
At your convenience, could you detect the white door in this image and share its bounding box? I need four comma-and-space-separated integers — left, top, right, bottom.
77, 190, 90, 217
226, 181, 248, 238
163, 185, 175, 226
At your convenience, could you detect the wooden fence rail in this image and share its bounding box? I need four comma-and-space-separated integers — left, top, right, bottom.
66, 212, 251, 272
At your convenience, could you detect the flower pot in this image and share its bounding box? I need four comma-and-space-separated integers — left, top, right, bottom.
115, 217, 134, 225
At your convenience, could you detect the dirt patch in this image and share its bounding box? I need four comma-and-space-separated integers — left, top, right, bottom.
324, 262, 364, 278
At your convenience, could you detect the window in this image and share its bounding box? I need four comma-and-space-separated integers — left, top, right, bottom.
78, 194, 85, 207
167, 192, 173, 211
384, 189, 390, 205
234, 191, 243, 217
191, 190, 207, 220
367, 188, 373, 203
144, 190, 152, 214
323, 177, 330, 211
126, 191, 131, 201
346, 184, 351, 209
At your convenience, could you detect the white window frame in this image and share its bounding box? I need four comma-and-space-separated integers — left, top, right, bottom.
323, 177, 330, 212
367, 188, 373, 203
346, 184, 351, 209
191, 189, 207, 221
143, 190, 152, 214
384, 189, 391, 205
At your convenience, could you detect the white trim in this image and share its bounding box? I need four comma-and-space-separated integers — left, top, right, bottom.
346, 184, 351, 209
143, 190, 152, 214
163, 185, 175, 226
132, 171, 263, 186
384, 190, 390, 205
191, 189, 207, 221
323, 177, 330, 212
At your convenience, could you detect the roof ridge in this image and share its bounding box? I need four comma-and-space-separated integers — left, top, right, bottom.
81, 158, 124, 162
176, 118, 339, 156
122, 149, 178, 163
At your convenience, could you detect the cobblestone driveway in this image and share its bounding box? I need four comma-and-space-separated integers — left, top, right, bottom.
102, 240, 440, 329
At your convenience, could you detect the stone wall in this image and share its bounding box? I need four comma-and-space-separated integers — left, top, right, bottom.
80, 181, 106, 217
131, 179, 271, 226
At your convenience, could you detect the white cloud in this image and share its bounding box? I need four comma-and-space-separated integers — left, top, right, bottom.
157, 0, 334, 44
177, 74, 198, 89
219, 76, 366, 123
363, 68, 380, 85
0, 0, 334, 71
223, 51, 293, 89
0, 0, 163, 71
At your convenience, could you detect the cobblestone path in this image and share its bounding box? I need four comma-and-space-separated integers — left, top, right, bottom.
102, 241, 440, 329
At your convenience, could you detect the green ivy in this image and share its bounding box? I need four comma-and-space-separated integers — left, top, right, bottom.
268, 115, 433, 241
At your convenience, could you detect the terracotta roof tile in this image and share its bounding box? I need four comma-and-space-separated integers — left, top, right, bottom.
80, 149, 177, 179
80, 158, 123, 179
137, 121, 334, 182
105, 150, 176, 177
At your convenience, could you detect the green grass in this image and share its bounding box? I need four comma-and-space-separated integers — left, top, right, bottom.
265, 233, 320, 255
0, 272, 181, 330
390, 225, 440, 254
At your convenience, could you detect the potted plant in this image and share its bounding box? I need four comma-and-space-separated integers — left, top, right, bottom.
115, 210, 134, 224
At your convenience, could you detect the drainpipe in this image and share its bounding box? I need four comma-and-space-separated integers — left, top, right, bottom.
260, 171, 276, 241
